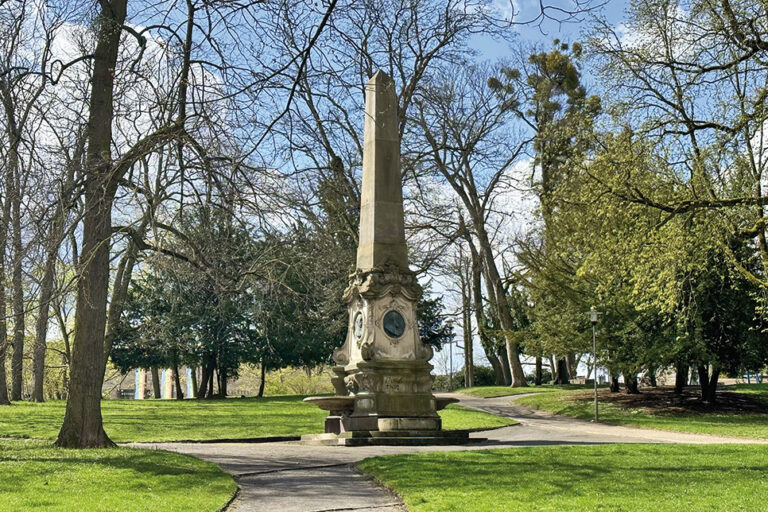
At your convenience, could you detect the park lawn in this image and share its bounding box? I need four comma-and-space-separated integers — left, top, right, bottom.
439, 404, 516, 430
456, 384, 591, 398
517, 387, 768, 439
0, 395, 511, 442
0, 439, 236, 512
729, 383, 768, 399
359, 444, 768, 512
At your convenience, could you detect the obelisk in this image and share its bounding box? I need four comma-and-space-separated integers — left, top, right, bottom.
303, 71, 467, 446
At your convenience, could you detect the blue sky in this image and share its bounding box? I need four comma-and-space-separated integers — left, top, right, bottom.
472, 0, 630, 59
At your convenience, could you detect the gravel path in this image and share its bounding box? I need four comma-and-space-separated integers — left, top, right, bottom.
138, 393, 767, 512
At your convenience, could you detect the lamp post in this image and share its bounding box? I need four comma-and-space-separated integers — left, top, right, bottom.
589, 307, 600, 422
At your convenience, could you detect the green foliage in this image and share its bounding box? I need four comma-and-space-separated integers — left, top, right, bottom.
0, 439, 235, 512
359, 444, 768, 512
417, 291, 455, 351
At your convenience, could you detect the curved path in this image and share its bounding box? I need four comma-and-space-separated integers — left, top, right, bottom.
139, 393, 766, 512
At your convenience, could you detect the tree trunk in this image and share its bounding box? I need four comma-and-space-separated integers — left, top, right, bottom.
565, 352, 577, 381
0, 159, 10, 404
172, 362, 183, 400
674, 361, 688, 395
55, 0, 126, 448
197, 361, 210, 399
469, 244, 503, 385
151, 367, 161, 398
460, 265, 473, 387
219, 368, 227, 397
10, 144, 24, 401
624, 372, 639, 394
258, 361, 266, 398
610, 374, 620, 393
32, 134, 82, 402
553, 358, 569, 385
698, 364, 719, 403
498, 347, 512, 385
534, 356, 542, 386
31, 247, 56, 402
476, 224, 526, 386
103, 242, 138, 367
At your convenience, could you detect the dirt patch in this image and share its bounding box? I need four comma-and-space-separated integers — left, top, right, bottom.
565, 386, 768, 415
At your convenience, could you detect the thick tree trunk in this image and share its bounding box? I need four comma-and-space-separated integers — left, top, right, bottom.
55, 0, 126, 449
172, 362, 183, 400
498, 347, 512, 385
610, 374, 620, 393
197, 361, 210, 399
623, 372, 639, 394
151, 367, 161, 398
553, 358, 569, 384
674, 361, 688, 395
218, 368, 227, 397
534, 357, 542, 386
698, 364, 719, 403
565, 352, 577, 381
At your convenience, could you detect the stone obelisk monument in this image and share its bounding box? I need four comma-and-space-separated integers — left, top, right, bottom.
303, 71, 468, 446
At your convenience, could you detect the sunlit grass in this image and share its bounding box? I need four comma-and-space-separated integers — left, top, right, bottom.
518, 385, 768, 439
359, 444, 768, 512
0, 395, 512, 442
456, 384, 594, 398
0, 439, 236, 512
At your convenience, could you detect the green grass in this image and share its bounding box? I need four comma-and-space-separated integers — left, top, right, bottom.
456, 384, 592, 398
517, 387, 768, 439
0, 439, 236, 512
359, 444, 768, 512
729, 383, 768, 398
439, 404, 516, 430
0, 395, 511, 442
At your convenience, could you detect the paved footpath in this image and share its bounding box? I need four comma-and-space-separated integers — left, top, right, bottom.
138, 393, 767, 512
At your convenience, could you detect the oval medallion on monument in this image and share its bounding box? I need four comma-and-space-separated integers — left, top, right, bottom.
382, 310, 405, 338
353, 311, 364, 339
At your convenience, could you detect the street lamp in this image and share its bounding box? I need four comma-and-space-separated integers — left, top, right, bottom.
589, 307, 600, 422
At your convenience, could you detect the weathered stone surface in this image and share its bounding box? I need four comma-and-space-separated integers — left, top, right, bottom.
306, 71, 455, 445
357, 70, 408, 271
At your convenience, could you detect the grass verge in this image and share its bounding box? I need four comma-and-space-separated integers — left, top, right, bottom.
517, 386, 768, 439
358, 444, 768, 512
439, 404, 516, 430
455, 384, 593, 398
0, 439, 236, 512
0, 395, 512, 442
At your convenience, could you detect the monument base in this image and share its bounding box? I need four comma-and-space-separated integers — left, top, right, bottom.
301, 429, 481, 447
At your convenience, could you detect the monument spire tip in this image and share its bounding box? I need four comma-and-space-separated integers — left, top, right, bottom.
368, 69, 392, 85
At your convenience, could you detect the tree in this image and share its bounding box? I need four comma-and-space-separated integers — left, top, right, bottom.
412, 63, 530, 386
